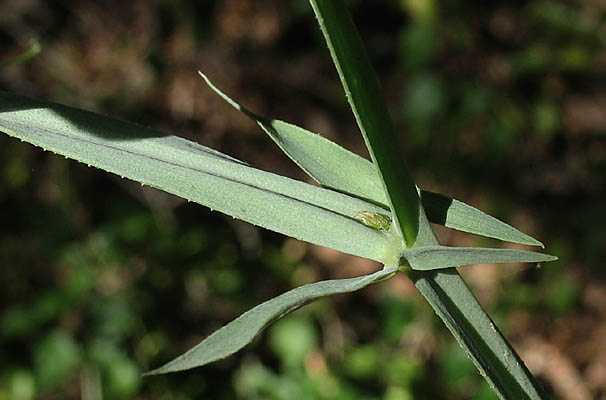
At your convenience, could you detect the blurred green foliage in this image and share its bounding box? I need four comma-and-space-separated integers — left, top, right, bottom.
1, 0, 604, 398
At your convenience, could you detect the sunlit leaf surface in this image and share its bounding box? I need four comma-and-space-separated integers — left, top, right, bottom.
0, 91, 397, 263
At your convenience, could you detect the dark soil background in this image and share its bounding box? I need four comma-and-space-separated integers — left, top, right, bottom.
0, 0, 604, 399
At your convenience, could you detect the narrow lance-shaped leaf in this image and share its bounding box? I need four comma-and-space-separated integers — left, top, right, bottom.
401, 246, 557, 271
0, 91, 400, 264
199, 71, 386, 206
421, 192, 544, 248
199, 72, 544, 248
145, 266, 399, 375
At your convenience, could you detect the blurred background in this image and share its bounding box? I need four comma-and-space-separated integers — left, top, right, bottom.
0, 0, 604, 399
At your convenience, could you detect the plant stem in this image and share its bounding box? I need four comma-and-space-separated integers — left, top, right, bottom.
309, 0, 420, 247
309, 1, 547, 398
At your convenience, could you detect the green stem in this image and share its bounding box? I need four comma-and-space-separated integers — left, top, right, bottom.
309, 1, 547, 398
309, 0, 419, 247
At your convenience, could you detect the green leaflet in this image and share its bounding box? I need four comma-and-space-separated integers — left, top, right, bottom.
145, 266, 398, 375
0, 91, 399, 264
199, 72, 543, 248
401, 246, 557, 271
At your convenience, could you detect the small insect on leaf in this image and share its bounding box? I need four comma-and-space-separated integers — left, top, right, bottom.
354, 210, 391, 231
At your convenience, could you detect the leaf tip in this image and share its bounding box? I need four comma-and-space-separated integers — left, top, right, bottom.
141, 366, 166, 377
527, 237, 545, 248
197, 70, 255, 118
141, 361, 183, 377
198, 70, 214, 89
